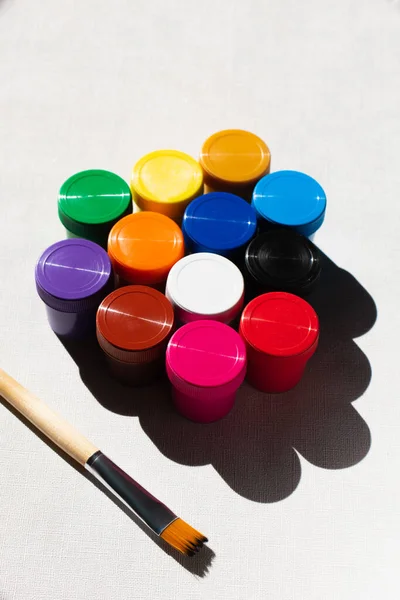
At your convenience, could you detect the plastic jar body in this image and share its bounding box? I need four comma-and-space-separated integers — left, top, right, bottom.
252, 171, 327, 240
44, 304, 99, 338
240, 292, 319, 393
58, 170, 133, 249
243, 229, 322, 298
182, 192, 257, 263
244, 336, 319, 393
199, 130, 271, 202
131, 150, 203, 223
35, 239, 113, 339
96, 286, 174, 386
100, 344, 167, 387
165, 253, 244, 326
166, 320, 246, 423
108, 212, 185, 289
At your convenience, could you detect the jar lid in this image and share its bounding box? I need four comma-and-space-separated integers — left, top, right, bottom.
252, 171, 326, 231
245, 229, 321, 293
108, 212, 185, 285
167, 320, 246, 388
58, 170, 132, 235
131, 150, 203, 219
96, 285, 174, 362
166, 253, 244, 318
182, 192, 257, 253
35, 239, 112, 312
200, 129, 270, 185
240, 292, 319, 358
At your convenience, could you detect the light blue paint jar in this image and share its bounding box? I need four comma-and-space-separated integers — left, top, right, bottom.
252, 171, 327, 239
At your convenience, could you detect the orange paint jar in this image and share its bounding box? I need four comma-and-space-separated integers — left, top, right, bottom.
199, 129, 271, 201
107, 212, 185, 289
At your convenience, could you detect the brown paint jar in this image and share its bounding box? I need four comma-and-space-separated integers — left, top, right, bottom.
96, 285, 174, 386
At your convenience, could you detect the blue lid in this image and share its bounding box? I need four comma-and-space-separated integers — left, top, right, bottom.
252, 171, 327, 233
35, 239, 112, 312
182, 192, 257, 254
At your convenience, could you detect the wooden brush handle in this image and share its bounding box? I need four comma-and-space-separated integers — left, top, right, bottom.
0, 367, 99, 466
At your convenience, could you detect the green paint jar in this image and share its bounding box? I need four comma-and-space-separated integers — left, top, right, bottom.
58, 170, 133, 248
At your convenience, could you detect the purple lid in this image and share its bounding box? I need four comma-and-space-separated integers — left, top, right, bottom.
35, 239, 112, 313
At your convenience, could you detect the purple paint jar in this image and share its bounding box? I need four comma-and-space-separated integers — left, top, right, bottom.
35, 239, 113, 338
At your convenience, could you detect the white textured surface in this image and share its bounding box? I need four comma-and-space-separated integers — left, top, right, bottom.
0, 0, 399, 598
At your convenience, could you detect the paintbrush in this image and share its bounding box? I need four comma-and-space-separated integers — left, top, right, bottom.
0, 367, 208, 556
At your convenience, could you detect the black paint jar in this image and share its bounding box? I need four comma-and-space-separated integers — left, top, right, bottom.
244, 229, 321, 297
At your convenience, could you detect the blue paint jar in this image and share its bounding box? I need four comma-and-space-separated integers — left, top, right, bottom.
182, 192, 257, 261
252, 171, 327, 239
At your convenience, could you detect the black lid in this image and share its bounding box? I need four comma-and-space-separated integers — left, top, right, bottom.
244, 229, 321, 294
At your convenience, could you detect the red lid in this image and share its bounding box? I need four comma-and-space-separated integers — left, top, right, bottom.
240, 292, 319, 358
96, 286, 174, 363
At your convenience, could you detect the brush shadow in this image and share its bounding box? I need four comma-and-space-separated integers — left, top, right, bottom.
0, 397, 214, 577
60, 250, 377, 503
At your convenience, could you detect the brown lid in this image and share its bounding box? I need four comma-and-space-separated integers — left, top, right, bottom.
96, 285, 174, 363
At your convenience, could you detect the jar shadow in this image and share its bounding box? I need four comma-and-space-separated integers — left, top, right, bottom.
60, 250, 377, 504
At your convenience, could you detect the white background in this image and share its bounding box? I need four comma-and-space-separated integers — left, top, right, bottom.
1, 1, 399, 598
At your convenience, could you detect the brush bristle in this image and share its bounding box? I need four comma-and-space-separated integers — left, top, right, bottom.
160, 518, 208, 556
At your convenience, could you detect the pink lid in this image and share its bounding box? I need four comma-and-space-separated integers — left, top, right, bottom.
166, 320, 246, 388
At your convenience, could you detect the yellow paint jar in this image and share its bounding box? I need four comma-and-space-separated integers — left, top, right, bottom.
200, 129, 271, 201
131, 150, 203, 222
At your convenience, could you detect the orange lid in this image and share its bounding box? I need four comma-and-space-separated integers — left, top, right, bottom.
200, 129, 271, 186
108, 212, 185, 285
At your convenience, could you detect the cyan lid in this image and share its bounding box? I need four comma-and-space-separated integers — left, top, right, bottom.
252, 171, 326, 234
182, 192, 257, 253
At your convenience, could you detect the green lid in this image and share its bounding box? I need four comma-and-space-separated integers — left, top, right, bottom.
58, 170, 132, 227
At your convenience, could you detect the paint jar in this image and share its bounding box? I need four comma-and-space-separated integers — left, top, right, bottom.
166, 253, 244, 325
35, 239, 113, 338
182, 192, 257, 262
96, 286, 174, 386
199, 129, 271, 201
131, 150, 203, 223
58, 170, 132, 248
244, 229, 321, 297
166, 320, 246, 422
108, 212, 185, 290
252, 171, 327, 239
240, 292, 319, 393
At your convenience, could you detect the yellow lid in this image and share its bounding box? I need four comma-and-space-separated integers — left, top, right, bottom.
131, 150, 203, 220
200, 129, 271, 185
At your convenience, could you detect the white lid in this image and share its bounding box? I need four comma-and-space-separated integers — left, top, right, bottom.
166, 253, 244, 317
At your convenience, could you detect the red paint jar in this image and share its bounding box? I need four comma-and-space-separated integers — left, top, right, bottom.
96, 286, 174, 386
239, 292, 319, 393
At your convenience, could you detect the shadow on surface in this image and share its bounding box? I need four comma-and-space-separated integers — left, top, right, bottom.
0, 0, 12, 15
61, 251, 377, 504
0, 397, 215, 577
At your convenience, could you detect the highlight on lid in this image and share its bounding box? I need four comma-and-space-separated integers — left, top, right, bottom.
35, 238, 113, 338
166, 320, 247, 423
107, 211, 185, 288
58, 169, 133, 248
252, 170, 327, 239
96, 285, 174, 386
165, 253, 244, 325
182, 192, 257, 261
199, 129, 271, 200
131, 150, 204, 222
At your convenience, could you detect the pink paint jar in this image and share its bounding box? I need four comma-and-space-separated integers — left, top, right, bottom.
166, 320, 246, 423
